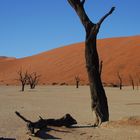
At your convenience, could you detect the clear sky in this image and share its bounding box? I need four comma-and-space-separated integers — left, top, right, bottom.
0, 0, 140, 58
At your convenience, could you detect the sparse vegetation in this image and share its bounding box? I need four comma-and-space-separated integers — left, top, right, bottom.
27, 72, 41, 89
17, 69, 40, 91
75, 76, 80, 88
17, 69, 28, 92
129, 75, 135, 90
52, 82, 59, 85
136, 73, 140, 90
117, 72, 123, 90
60, 82, 68, 86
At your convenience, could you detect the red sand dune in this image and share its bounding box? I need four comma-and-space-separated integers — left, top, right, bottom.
0, 35, 140, 86
0, 56, 16, 62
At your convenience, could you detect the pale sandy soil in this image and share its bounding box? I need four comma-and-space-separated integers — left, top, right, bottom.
0, 86, 140, 140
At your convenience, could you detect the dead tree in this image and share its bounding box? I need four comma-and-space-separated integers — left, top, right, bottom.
136, 74, 140, 90
27, 72, 40, 89
17, 70, 28, 91
138, 76, 140, 90
117, 72, 122, 90
68, 0, 115, 126
136, 81, 139, 90
129, 75, 135, 90
15, 111, 77, 135
75, 76, 80, 88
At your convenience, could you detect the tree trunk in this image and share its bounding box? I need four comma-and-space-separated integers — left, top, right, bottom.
99, 60, 103, 76
21, 84, 25, 92
120, 83, 122, 90
85, 34, 109, 126
30, 83, 34, 89
76, 81, 79, 88
129, 75, 135, 90
68, 0, 115, 126
117, 72, 122, 90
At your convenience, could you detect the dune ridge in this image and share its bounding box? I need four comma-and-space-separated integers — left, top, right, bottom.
0, 35, 140, 85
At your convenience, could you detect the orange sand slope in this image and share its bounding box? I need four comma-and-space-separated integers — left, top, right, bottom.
0, 35, 140, 85
0, 56, 16, 62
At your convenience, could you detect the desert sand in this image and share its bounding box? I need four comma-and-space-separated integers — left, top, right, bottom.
0, 85, 140, 140
0, 35, 140, 86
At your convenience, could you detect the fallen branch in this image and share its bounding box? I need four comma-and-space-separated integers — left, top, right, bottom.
15, 111, 77, 135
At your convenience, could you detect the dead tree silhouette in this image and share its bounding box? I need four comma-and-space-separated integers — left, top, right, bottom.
129, 75, 135, 90
15, 111, 77, 135
27, 72, 40, 89
75, 76, 80, 88
68, 0, 115, 126
17, 69, 28, 92
135, 73, 140, 90
117, 72, 123, 90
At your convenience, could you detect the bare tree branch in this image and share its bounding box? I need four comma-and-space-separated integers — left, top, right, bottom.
17, 69, 28, 91
27, 72, 41, 89
68, 0, 94, 31
98, 7, 115, 27
15, 111, 77, 135
81, 0, 86, 5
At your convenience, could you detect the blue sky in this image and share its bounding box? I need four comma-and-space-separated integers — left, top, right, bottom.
0, 0, 140, 58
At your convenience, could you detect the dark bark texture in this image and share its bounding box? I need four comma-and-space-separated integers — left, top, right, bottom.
27, 72, 40, 89
15, 111, 77, 135
129, 75, 135, 90
18, 70, 28, 92
117, 72, 122, 90
68, 0, 115, 126
75, 76, 80, 88
99, 60, 103, 76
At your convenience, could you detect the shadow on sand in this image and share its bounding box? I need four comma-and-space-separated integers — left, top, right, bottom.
35, 131, 61, 140
34, 125, 94, 139
0, 138, 16, 140
69, 124, 95, 129
33, 127, 69, 139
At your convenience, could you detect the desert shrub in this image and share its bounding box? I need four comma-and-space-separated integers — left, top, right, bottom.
60, 82, 67, 86
52, 82, 58, 85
